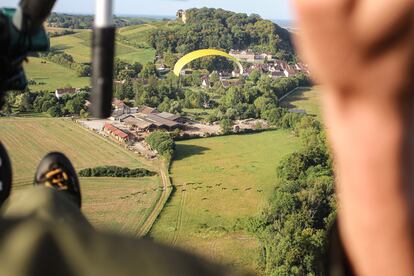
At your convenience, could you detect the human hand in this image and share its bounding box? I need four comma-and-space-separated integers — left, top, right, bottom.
293, 1, 414, 275
293, 0, 414, 100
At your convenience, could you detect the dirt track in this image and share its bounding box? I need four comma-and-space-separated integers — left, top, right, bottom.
136, 160, 172, 237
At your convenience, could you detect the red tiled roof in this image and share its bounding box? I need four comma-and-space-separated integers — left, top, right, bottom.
103, 123, 129, 139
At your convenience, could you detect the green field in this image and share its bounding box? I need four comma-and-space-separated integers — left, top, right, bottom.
51, 26, 156, 64
118, 24, 158, 43
25, 23, 163, 92
281, 87, 321, 117
24, 57, 90, 92
150, 131, 301, 273
82, 177, 161, 236
0, 118, 161, 235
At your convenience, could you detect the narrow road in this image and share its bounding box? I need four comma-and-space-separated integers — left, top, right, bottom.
136, 160, 172, 237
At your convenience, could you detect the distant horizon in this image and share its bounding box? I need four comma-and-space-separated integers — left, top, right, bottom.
2, 0, 293, 21
51, 12, 296, 28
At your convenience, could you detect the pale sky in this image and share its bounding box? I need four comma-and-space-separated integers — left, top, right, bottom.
2, 0, 294, 20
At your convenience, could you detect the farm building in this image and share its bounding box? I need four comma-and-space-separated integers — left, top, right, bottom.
109, 105, 184, 131
123, 117, 157, 132
103, 123, 132, 143
157, 112, 182, 122
137, 106, 158, 115
141, 113, 182, 131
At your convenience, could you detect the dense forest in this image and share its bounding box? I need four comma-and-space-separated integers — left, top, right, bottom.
247, 115, 336, 275
47, 13, 147, 29
149, 8, 295, 60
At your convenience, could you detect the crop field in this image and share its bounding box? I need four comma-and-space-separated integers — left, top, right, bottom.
281, 87, 321, 117
82, 177, 161, 236
150, 130, 301, 273
24, 57, 90, 92
0, 118, 161, 234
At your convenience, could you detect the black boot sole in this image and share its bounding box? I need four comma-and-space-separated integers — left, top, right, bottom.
34, 152, 81, 208
0, 142, 12, 208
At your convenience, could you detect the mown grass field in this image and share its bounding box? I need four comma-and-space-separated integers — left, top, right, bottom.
281, 87, 321, 117
24, 57, 90, 92
0, 118, 161, 235
150, 130, 301, 273
82, 177, 161, 236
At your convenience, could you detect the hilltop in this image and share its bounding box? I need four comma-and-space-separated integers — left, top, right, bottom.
150, 8, 295, 61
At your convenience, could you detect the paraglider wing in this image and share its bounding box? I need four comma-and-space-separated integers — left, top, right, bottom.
173, 49, 244, 76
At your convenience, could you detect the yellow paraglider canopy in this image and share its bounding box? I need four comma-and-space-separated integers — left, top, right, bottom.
173, 49, 244, 76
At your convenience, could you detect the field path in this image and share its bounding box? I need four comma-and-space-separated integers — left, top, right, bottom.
136, 160, 172, 237
171, 189, 187, 246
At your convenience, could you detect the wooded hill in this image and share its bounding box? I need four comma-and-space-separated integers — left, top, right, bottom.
149, 8, 295, 61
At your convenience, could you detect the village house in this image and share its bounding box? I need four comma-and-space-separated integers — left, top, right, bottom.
229, 49, 256, 63
112, 99, 125, 110
229, 50, 274, 63
221, 79, 242, 89
55, 88, 79, 99
219, 71, 232, 80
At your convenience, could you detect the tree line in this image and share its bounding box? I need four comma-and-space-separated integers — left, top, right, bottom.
1, 89, 90, 118
79, 166, 156, 178
247, 115, 336, 275
39, 51, 91, 77
47, 13, 147, 29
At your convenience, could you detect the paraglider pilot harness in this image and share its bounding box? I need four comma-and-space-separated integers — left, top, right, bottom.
0, 0, 54, 107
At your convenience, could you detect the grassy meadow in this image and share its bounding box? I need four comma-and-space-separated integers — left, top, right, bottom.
150, 130, 301, 273
0, 118, 161, 235
281, 87, 321, 117
24, 57, 90, 92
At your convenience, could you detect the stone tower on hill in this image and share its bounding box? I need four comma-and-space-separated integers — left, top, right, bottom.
176, 9, 187, 23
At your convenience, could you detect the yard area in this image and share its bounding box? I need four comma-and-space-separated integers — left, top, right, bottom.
150, 130, 301, 273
